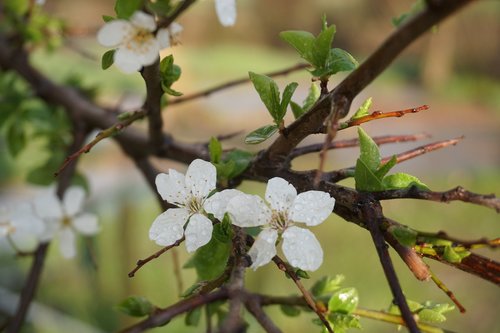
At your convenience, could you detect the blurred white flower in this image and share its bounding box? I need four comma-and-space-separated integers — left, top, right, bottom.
156, 22, 183, 49
227, 177, 335, 271
215, 0, 237, 27
149, 159, 241, 253
34, 187, 99, 259
0, 203, 45, 252
97, 11, 180, 73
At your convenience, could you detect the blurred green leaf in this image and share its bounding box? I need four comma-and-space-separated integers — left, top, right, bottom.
209, 137, 223, 163
280, 304, 301, 317
327, 313, 362, 333
101, 50, 115, 70
302, 83, 321, 112
223, 149, 253, 179
5, 121, 26, 157
245, 124, 278, 144
115, 296, 154, 317
290, 101, 304, 119
443, 246, 470, 263
4, 0, 29, 16
311, 275, 345, 297
351, 97, 372, 121
388, 225, 418, 247
184, 233, 231, 280
102, 15, 115, 23
115, 0, 143, 19
146, 0, 173, 15
185, 308, 202, 326
328, 288, 359, 315
392, 0, 426, 27
296, 269, 310, 279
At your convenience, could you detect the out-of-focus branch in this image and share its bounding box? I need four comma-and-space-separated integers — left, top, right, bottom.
141, 60, 165, 150
169, 63, 309, 106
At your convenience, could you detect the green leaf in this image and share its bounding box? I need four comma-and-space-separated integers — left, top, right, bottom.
328, 288, 359, 315
223, 149, 253, 179
244, 124, 278, 144
327, 313, 362, 333
185, 308, 202, 326
212, 214, 233, 243
209, 137, 222, 163
184, 234, 231, 280
325, 48, 358, 75
181, 281, 208, 298
302, 83, 321, 112
418, 308, 446, 323
102, 15, 115, 22
279, 31, 316, 64
280, 304, 301, 317
351, 97, 372, 121
296, 269, 310, 279
279, 82, 298, 121
388, 225, 418, 247
354, 158, 384, 192
115, 296, 154, 317
249, 72, 281, 122
101, 49, 115, 70
146, 0, 172, 15
312, 24, 336, 68
290, 101, 304, 119
4, 0, 29, 16
392, 0, 426, 27
162, 85, 183, 97
375, 155, 397, 179
160, 55, 182, 95
311, 275, 345, 297
357, 127, 380, 171
443, 246, 470, 263
5, 122, 26, 157
382, 173, 429, 190
114, 0, 143, 19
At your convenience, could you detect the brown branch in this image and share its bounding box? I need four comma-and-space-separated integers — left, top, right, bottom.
157, 0, 197, 30
128, 237, 184, 277
272, 256, 334, 333
288, 133, 430, 159
141, 60, 165, 150
340, 105, 429, 129
245, 295, 282, 333
261, 0, 475, 162
372, 186, 500, 213
359, 197, 420, 333
119, 289, 229, 333
169, 63, 309, 105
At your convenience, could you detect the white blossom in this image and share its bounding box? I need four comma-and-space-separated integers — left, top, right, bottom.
0, 203, 45, 252
34, 186, 99, 259
227, 177, 335, 271
149, 159, 241, 253
215, 0, 237, 27
97, 11, 182, 73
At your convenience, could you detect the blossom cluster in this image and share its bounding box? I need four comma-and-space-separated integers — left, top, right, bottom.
0, 187, 98, 259
98, 0, 237, 73
149, 159, 335, 271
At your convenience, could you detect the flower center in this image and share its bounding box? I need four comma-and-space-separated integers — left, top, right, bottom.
270, 210, 290, 231
133, 29, 152, 43
62, 216, 72, 227
186, 197, 203, 214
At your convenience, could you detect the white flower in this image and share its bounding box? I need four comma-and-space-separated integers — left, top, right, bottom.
215, 0, 237, 27
156, 22, 183, 49
97, 11, 181, 73
34, 187, 99, 259
0, 203, 45, 252
227, 177, 335, 271
149, 159, 242, 253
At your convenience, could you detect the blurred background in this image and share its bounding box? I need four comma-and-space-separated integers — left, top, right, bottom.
0, 0, 499, 332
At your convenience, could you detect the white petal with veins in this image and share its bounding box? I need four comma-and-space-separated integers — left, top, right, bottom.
282, 226, 323, 271
226, 194, 272, 227
215, 0, 237, 27
204, 189, 243, 220
185, 159, 216, 199
184, 214, 213, 253
149, 208, 189, 246
155, 170, 190, 205
289, 191, 335, 226
265, 177, 297, 212
248, 228, 278, 270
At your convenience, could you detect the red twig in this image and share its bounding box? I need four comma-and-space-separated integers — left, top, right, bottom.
128, 237, 185, 277
341, 105, 429, 129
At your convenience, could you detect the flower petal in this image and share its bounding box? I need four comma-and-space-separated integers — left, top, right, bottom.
184, 214, 213, 253
203, 189, 244, 221
185, 159, 216, 199
265, 177, 297, 212
282, 226, 323, 271
132, 37, 160, 66
11, 203, 45, 237
156, 28, 171, 49
289, 191, 335, 226
114, 46, 143, 73
149, 208, 189, 246
215, 0, 237, 27
226, 194, 272, 227
248, 228, 278, 270
155, 170, 190, 205
97, 20, 132, 47
34, 191, 63, 220
130, 11, 156, 31
63, 186, 86, 217
59, 227, 76, 259
72, 213, 99, 235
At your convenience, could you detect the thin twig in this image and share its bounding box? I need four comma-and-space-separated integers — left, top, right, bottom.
340, 105, 429, 129
128, 237, 185, 277
428, 269, 466, 313
288, 133, 430, 159
245, 295, 282, 333
169, 63, 309, 105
